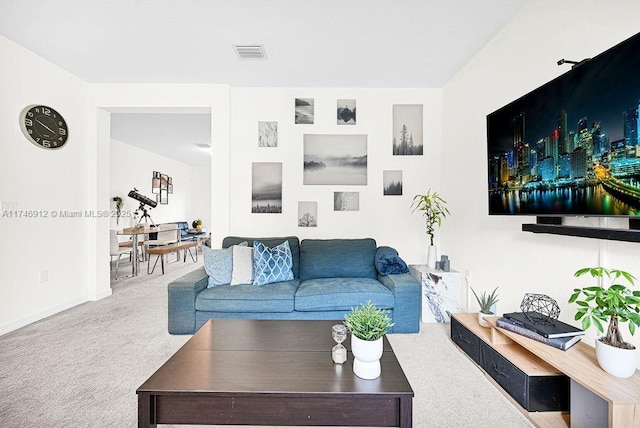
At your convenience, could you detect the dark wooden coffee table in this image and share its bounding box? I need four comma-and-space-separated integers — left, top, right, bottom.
137, 319, 413, 427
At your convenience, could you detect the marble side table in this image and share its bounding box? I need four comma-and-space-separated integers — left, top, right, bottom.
409, 264, 461, 323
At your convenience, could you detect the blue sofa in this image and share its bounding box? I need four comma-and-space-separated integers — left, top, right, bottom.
168, 236, 421, 334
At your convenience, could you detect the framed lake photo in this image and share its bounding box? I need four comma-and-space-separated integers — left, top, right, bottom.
383, 170, 403, 195
298, 201, 318, 227
258, 121, 278, 147
393, 104, 423, 155
252, 162, 282, 213
295, 98, 314, 124
303, 134, 367, 185
337, 99, 356, 125
334, 192, 359, 211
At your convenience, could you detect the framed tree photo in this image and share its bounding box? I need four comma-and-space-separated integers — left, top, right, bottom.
252, 162, 282, 213
298, 201, 318, 227
393, 104, 423, 155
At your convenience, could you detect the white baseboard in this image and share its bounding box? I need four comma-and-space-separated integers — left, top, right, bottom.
0, 294, 103, 336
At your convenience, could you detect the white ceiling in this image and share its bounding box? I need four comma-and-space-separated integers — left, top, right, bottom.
110, 113, 212, 166
0, 0, 529, 164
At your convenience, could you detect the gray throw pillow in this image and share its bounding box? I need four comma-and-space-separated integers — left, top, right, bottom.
204, 241, 247, 287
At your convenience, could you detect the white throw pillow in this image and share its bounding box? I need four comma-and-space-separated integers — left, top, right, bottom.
230, 245, 254, 285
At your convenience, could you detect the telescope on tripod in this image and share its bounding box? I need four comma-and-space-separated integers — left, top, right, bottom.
128, 189, 157, 225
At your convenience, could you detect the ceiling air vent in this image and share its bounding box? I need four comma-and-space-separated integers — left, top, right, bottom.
233, 44, 267, 60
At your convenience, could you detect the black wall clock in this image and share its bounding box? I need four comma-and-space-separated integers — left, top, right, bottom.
19, 105, 69, 149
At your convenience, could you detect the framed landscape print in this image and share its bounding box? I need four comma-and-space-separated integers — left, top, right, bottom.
383, 170, 403, 195
258, 121, 278, 147
334, 192, 359, 211
393, 104, 423, 155
303, 134, 367, 185
298, 201, 318, 227
295, 98, 314, 124
337, 99, 356, 125
252, 162, 282, 213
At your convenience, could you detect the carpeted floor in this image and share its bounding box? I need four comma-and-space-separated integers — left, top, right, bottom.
0, 256, 533, 427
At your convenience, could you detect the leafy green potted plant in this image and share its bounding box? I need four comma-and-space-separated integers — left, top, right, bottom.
569, 267, 640, 378
112, 196, 123, 225
410, 189, 450, 268
470, 287, 499, 327
344, 301, 395, 379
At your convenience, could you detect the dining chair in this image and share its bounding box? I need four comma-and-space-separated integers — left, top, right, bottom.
110, 229, 132, 280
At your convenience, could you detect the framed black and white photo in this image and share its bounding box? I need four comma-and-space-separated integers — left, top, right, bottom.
252, 162, 282, 213
337, 99, 356, 125
392, 104, 423, 155
295, 98, 314, 124
334, 192, 359, 211
258, 121, 278, 147
383, 170, 403, 195
298, 201, 318, 227
303, 134, 367, 185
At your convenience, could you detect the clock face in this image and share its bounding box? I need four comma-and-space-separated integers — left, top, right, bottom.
19, 105, 69, 149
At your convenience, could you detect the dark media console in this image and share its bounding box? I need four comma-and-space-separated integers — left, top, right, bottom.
522, 216, 640, 243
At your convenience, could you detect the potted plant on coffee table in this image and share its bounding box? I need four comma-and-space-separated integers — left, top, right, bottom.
343, 301, 395, 380
470, 287, 499, 327
570, 267, 640, 378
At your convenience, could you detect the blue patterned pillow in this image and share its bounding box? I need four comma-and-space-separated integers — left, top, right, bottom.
204, 241, 247, 287
253, 240, 294, 286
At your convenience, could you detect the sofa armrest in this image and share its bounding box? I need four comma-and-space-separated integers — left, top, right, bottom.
378, 272, 421, 333
168, 266, 208, 334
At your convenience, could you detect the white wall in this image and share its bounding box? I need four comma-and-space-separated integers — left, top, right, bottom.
109, 139, 196, 228
0, 36, 91, 334
229, 88, 442, 262
442, 0, 640, 354
190, 165, 212, 232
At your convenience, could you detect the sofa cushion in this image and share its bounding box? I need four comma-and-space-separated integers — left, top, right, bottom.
203, 241, 248, 287
196, 279, 300, 313
223, 236, 300, 279
295, 277, 393, 311
253, 240, 294, 286
230, 245, 254, 285
299, 239, 377, 281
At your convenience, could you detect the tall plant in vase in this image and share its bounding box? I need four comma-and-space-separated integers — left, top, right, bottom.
410, 189, 449, 268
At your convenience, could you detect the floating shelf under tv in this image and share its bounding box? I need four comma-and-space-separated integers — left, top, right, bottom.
522, 217, 640, 243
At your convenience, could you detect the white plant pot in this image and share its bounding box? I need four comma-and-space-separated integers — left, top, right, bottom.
478, 311, 494, 328
351, 335, 383, 380
427, 245, 437, 269
595, 337, 638, 378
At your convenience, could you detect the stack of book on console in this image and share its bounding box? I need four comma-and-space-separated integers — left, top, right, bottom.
496, 311, 585, 351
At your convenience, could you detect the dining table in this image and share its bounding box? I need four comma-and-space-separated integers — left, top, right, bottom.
118, 225, 158, 277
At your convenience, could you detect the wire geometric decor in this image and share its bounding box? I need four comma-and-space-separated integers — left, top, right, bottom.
520, 293, 560, 325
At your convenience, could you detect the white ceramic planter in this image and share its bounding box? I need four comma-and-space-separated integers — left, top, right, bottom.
427, 245, 437, 269
595, 337, 638, 378
351, 335, 383, 380
478, 311, 494, 328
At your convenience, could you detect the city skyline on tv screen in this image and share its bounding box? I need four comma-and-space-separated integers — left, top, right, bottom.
487, 32, 640, 216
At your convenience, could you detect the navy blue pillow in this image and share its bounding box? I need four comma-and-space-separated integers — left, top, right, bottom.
375, 246, 409, 275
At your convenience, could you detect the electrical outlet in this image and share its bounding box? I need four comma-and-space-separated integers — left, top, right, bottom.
39, 270, 48, 283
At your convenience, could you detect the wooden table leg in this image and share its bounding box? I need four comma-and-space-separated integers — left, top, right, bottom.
399, 396, 413, 428
137, 393, 156, 428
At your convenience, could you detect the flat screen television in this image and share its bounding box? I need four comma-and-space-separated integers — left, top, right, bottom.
487, 31, 640, 216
